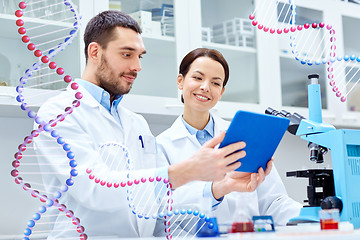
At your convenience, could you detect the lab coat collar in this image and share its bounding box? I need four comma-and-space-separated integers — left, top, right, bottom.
116, 103, 136, 143
66, 82, 134, 139
71, 78, 123, 110
212, 113, 229, 135
181, 115, 215, 139
67, 80, 102, 109
169, 112, 229, 141
168, 115, 194, 141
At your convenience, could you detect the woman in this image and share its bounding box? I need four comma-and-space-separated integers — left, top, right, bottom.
156, 48, 302, 228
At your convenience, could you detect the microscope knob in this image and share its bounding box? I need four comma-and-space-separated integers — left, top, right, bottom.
321, 196, 343, 213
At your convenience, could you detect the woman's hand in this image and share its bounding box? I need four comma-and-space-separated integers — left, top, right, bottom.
168, 131, 246, 189
211, 158, 273, 200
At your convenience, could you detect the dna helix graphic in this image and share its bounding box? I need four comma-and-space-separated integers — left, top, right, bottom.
10, 1, 214, 239
10, 0, 86, 239
250, 0, 360, 103
85, 142, 216, 240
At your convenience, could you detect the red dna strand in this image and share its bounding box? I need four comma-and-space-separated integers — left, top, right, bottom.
249, 0, 360, 103
83, 142, 172, 218
10, 0, 85, 239
84, 142, 216, 239
83, 142, 172, 238
11, 0, 82, 201
14, 0, 83, 119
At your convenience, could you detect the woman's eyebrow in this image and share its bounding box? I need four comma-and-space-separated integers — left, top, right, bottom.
193, 70, 205, 76
193, 70, 223, 81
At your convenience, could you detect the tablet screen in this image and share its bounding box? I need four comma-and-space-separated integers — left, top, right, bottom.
219, 110, 289, 173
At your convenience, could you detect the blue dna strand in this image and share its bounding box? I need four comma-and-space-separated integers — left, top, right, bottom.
10, 0, 86, 239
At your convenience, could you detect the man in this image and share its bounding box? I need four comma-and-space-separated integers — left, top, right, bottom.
34, 10, 269, 238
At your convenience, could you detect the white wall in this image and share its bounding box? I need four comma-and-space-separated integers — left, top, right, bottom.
0, 117, 40, 237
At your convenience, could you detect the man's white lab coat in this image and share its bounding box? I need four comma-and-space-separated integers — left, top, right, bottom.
34, 83, 167, 238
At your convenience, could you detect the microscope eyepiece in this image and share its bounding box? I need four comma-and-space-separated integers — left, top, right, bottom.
280, 110, 291, 118
265, 107, 305, 135
265, 107, 279, 116
308, 74, 319, 79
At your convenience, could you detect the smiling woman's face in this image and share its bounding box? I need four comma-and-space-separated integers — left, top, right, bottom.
177, 56, 225, 113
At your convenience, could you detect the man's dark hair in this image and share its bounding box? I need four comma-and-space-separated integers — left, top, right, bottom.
83, 10, 142, 62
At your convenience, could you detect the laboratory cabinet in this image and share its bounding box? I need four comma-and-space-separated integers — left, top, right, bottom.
113, 0, 360, 127
0, 0, 82, 118
0, 0, 82, 84
1, 0, 360, 127
117, 0, 178, 98
275, 0, 360, 128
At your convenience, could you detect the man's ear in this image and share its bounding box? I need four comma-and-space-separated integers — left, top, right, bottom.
87, 42, 101, 64
177, 74, 184, 90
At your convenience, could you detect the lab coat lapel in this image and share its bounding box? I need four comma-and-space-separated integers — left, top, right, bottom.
98, 106, 122, 129
72, 84, 122, 128
117, 107, 144, 236
210, 114, 233, 221
117, 105, 133, 143
115, 106, 152, 236
170, 114, 229, 147
170, 116, 201, 147
212, 113, 230, 136
188, 132, 201, 148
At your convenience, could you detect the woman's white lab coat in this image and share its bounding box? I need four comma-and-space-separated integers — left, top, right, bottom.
156, 114, 302, 226
34, 83, 167, 238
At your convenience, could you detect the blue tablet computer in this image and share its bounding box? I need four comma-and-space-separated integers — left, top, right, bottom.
219, 110, 290, 173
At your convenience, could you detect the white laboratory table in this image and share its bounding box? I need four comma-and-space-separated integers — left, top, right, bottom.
84, 224, 360, 240
2, 224, 357, 240
138, 229, 360, 240
89, 230, 360, 240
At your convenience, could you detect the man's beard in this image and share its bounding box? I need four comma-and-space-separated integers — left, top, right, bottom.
95, 55, 137, 96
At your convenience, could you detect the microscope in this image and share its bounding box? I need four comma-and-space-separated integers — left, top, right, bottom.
266, 74, 360, 228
